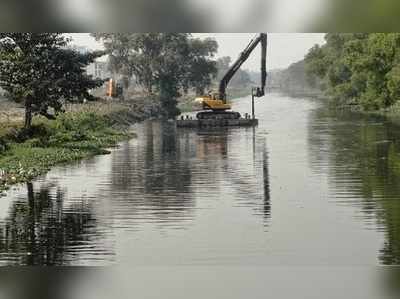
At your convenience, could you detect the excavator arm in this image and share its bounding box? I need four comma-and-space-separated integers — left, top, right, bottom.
219, 33, 267, 102
195, 33, 267, 120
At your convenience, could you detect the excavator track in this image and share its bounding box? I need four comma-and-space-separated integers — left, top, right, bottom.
196, 111, 241, 120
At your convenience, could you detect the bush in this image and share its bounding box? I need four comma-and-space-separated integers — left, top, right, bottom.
0, 102, 137, 194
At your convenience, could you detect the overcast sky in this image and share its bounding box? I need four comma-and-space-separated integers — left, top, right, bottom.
69, 33, 325, 71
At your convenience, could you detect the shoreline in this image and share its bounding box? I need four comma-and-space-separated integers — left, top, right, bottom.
0, 102, 139, 195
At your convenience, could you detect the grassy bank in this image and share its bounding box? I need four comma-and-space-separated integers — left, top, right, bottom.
0, 101, 138, 195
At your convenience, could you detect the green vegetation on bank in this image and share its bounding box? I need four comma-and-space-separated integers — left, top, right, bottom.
0, 103, 136, 194
305, 33, 400, 110
0, 34, 139, 195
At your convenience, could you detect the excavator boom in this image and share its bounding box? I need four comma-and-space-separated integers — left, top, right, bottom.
260, 33, 267, 97
219, 33, 267, 102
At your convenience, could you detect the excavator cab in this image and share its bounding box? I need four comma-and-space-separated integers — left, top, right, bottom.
194, 92, 236, 120
195, 94, 240, 120
196, 92, 231, 111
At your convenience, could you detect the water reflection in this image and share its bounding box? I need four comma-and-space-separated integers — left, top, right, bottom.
107, 121, 270, 230
1, 95, 400, 298
308, 106, 400, 265
179, 125, 271, 225
262, 141, 271, 222
108, 121, 195, 229
0, 118, 271, 266
0, 182, 109, 266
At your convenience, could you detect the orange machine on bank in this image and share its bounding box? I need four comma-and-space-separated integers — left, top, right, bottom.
106, 78, 123, 98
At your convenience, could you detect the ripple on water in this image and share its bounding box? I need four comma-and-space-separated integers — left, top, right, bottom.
0, 95, 399, 268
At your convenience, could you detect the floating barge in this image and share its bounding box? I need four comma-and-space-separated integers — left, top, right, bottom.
176, 118, 258, 128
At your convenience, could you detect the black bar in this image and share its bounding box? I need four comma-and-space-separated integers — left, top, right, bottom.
252, 89, 255, 119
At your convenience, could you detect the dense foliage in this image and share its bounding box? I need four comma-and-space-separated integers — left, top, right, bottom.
93, 33, 218, 119
0, 33, 104, 129
305, 33, 400, 110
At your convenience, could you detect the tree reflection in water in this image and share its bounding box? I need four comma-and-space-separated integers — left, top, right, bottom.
108, 121, 271, 229
0, 120, 272, 266
108, 121, 195, 229
308, 106, 400, 265
169, 124, 271, 226
0, 182, 101, 266
182, 125, 271, 226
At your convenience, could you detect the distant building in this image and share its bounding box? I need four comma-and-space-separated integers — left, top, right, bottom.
86, 61, 110, 80
70, 45, 110, 80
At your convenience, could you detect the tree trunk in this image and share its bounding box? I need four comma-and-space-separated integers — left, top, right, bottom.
24, 98, 33, 129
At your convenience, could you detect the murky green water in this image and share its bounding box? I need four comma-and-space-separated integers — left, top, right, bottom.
1, 94, 400, 298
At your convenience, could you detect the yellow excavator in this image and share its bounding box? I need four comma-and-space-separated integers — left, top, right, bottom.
195, 33, 267, 120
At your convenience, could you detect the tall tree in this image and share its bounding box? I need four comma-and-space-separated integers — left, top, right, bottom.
91, 33, 134, 90
0, 33, 104, 129
186, 37, 218, 95
93, 33, 218, 118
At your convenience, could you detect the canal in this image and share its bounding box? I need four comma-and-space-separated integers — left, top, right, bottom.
0, 93, 399, 298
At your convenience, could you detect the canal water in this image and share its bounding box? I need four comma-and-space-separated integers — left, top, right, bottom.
0, 93, 400, 298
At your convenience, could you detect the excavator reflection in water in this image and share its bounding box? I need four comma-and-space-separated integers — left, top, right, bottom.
192, 127, 271, 224
195, 33, 267, 120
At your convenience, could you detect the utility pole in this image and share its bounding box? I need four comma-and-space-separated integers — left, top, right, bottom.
251, 88, 256, 119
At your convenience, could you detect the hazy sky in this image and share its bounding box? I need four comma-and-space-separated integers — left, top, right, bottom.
69, 33, 325, 71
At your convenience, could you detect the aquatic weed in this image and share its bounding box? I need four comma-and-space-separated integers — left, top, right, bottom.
0, 109, 134, 195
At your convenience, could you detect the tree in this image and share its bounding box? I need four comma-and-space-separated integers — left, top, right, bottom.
91, 33, 134, 90
304, 33, 400, 110
94, 33, 218, 119
186, 37, 218, 95
0, 33, 104, 129
216, 56, 232, 72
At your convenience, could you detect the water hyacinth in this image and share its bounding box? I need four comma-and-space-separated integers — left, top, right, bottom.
0, 106, 136, 196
